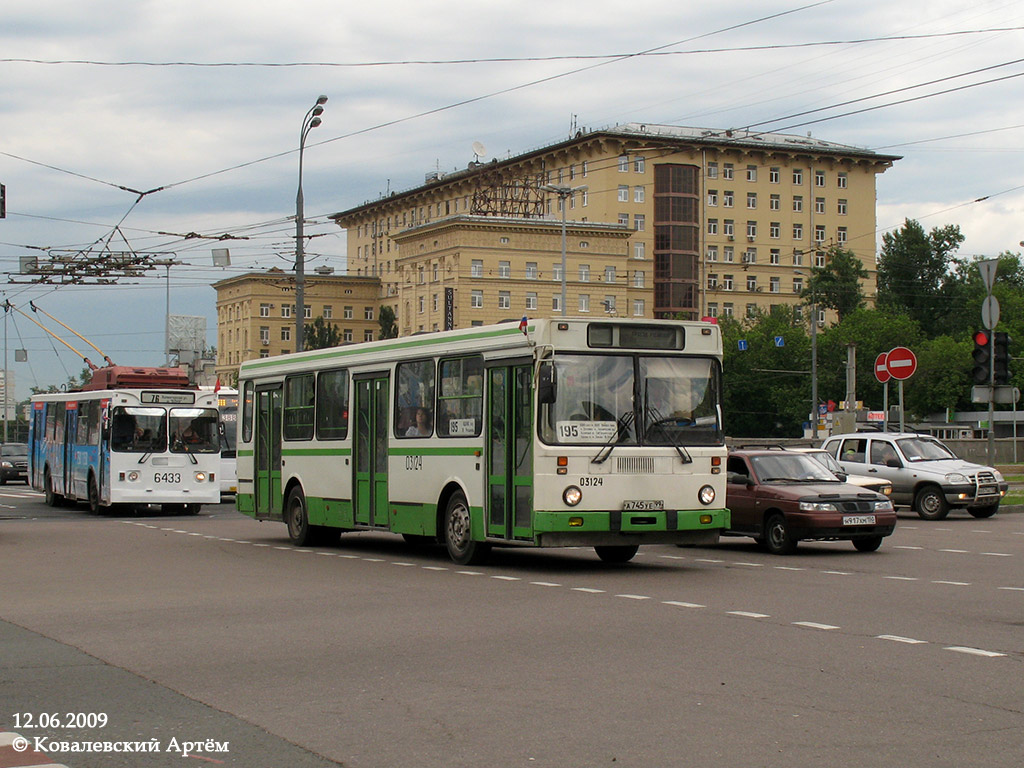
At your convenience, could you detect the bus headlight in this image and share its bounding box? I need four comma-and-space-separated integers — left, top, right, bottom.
563, 486, 582, 506
194, 471, 207, 483
127, 471, 140, 482
698, 485, 716, 505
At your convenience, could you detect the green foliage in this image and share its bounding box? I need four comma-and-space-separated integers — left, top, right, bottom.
303, 316, 341, 351
802, 246, 868, 321
378, 305, 398, 339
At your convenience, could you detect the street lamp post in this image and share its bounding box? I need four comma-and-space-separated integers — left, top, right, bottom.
295, 95, 327, 353
540, 184, 585, 316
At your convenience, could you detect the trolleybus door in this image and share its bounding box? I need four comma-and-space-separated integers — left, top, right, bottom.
254, 386, 283, 520
486, 364, 533, 540
353, 375, 390, 527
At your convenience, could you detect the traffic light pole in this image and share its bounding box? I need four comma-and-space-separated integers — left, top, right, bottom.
988, 331, 995, 465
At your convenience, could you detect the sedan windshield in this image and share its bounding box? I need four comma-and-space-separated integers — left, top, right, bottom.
539, 353, 722, 446
896, 437, 957, 462
751, 453, 839, 483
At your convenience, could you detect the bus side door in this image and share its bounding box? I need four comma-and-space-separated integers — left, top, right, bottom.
353, 374, 390, 527
486, 363, 533, 540
254, 386, 283, 520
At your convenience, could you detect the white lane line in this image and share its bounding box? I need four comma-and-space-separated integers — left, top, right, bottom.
663, 601, 705, 609
273, 546, 291, 550
877, 634, 928, 644
940, 549, 968, 554
728, 611, 769, 619
422, 565, 448, 571
491, 575, 520, 581
945, 646, 1007, 658
932, 580, 970, 586
793, 621, 840, 631
824, 571, 852, 576
616, 594, 651, 601
894, 545, 923, 550
997, 586, 1024, 592
457, 570, 484, 576
774, 566, 805, 571
572, 587, 606, 594
733, 562, 764, 567
980, 552, 1013, 557
338, 554, 360, 559
884, 576, 918, 581
695, 558, 724, 563
970, 530, 991, 534
658, 555, 687, 560
362, 557, 384, 562
530, 581, 561, 587
392, 562, 416, 567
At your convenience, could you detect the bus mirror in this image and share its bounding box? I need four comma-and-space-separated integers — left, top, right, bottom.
537, 363, 557, 405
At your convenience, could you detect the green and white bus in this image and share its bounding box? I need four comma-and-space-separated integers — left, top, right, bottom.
236, 317, 728, 564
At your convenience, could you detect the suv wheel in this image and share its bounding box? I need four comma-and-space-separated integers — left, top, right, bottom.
968, 503, 999, 518
763, 513, 797, 555
914, 485, 949, 521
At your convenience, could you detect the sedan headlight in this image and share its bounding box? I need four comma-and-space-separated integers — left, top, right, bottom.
945, 472, 969, 484
872, 500, 895, 512
799, 501, 838, 512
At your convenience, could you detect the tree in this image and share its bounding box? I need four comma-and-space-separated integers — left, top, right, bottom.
876, 219, 965, 334
303, 316, 341, 351
802, 246, 867, 321
378, 305, 398, 339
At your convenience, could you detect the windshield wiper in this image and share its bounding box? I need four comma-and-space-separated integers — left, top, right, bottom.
644, 407, 692, 465
592, 411, 635, 465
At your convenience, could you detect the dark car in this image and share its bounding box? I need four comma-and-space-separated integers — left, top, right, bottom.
0, 443, 29, 484
725, 448, 896, 554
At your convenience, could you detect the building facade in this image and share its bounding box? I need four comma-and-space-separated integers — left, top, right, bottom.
331, 123, 898, 328
212, 269, 380, 383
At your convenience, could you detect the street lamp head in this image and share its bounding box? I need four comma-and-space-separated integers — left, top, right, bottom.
316, 95, 328, 105
310, 116, 322, 129
312, 105, 324, 118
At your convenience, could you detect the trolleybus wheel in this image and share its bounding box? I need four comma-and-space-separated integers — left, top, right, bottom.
44, 468, 62, 507
443, 491, 490, 565
594, 545, 640, 563
87, 475, 102, 514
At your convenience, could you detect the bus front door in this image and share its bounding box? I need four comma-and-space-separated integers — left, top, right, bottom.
353, 375, 390, 527
486, 364, 533, 540
254, 386, 283, 520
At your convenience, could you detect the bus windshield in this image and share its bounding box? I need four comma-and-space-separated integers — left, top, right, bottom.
170, 408, 220, 453
111, 406, 167, 453
539, 354, 722, 446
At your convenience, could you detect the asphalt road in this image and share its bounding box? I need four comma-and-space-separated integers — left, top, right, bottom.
1, 488, 1022, 768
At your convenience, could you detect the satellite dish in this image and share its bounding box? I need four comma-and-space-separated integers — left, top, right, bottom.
472, 141, 487, 160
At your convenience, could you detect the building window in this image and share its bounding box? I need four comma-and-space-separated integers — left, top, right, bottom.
815, 170, 826, 187
634, 214, 645, 231
281, 326, 291, 342
634, 156, 645, 173
634, 186, 645, 203
604, 265, 616, 283
323, 305, 332, 319
260, 326, 270, 344
770, 276, 780, 293
706, 245, 718, 262
418, 296, 424, 314
723, 220, 734, 237
770, 248, 781, 265
304, 305, 312, 319
793, 224, 803, 240
282, 304, 292, 318
260, 303, 271, 318
706, 161, 718, 178
770, 222, 780, 239
471, 290, 483, 308
744, 248, 756, 264
838, 172, 848, 189
432, 294, 439, 312
793, 196, 803, 212
364, 307, 374, 320
552, 264, 563, 282
344, 306, 353, 319
747, 192, 757, 209
633, 270, 645, 288
552, 295, 562, 312
746, 221, 757, 238
707, 273, 718, 289
618, 155, 629, 172
618, 213, 629, 226
707, 302, 718, 317
471, 259, 483, 277
793, 168, 803, 185
581, 190, 588, 207
634, 241, 646, 260
707, 189, 718, 206
793, 277, 804, 293
815, 225, 826, 243
498, 260, 510, 278
722, 275, 734, 291
579, 264, 590, 282
618, 185, 629, 202
815, 197, 826, 215
838, 227, 848, 244
838, 199, 847, 215
769, 167, 780, 184
603, 296, 616, 313
579, 294, 590, 312
633, 299, 645, 317
364, 330, 374, 343
498, 291, 511, 310
815, 250, 827, 268
723, 190, 734, 208
582, 161, 588, 176
526, 292, 537, 310
723, 163, 734, 179
746, 303, 758, 318
746, 165, 757, 182
723, 246, 734, 263
343, 329, 353, 343
579, 240, 590, 249
793, 250, 804, 266
526, 262, 538, 279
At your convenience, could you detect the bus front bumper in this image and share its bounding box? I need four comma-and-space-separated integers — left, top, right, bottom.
532, 507, 729, 548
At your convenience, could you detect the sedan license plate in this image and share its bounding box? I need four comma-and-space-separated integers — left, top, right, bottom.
623, 500, 664, 511
842, 514, 876, 526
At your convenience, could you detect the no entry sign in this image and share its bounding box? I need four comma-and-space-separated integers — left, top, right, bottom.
885, 346, 918, 381
874, 352, 891, 383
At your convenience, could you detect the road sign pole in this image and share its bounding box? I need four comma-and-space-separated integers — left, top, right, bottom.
899, 380, 905, 433
883, 382, 888, 432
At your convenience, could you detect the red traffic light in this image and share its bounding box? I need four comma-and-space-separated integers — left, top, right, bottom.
974, 330, 991, 347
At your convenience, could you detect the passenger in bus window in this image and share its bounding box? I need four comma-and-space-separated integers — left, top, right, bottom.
405, 407, 432, 437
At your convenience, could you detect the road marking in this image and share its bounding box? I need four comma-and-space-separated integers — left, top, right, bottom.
774, 566, 805, 571
980, 552, 1012, 557
530, 581, 561, 587
884, 576, 918, 581
572, 587, 606, 594
733, 562, 764, 567
361, 557, 384, 562
422, 566, 448, 571
945, 646, 1007, 658
457, 570, 484, 576
663, 601, 705, 609
894, 545, 923, 550
658, 555, 686, 560
933, 580, 970, 586
877, 635, 927, 644
695, 558, 723, 563
491, 575, 520, 581
794, 621, 840, 631
728, 611, 769, 619
997, 586, 1024, 592
824, 571, 851, 576
940, 549, 968, 554
392, 562, 416, 566
616, 594, 651, 600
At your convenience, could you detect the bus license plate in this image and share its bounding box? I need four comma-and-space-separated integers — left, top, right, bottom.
624, 500, 664, 511
842, 515, 875, 526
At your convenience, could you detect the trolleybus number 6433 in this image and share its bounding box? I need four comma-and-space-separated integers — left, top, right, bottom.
154, 472, 182, 484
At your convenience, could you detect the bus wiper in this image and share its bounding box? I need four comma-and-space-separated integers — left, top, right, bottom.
592, 411, 635, 465
138, 453, 152, 464
644, 407, 693, 465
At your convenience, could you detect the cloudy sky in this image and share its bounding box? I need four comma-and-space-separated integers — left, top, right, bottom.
2, 0, 1023, 398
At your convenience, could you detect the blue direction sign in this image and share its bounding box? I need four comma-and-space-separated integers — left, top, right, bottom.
738, 339, 748, 351
775, 336, 785, 347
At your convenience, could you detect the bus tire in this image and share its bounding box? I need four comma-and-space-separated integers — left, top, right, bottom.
44, 468, 62, 507
87, 475, 102, 514
594, 545, 640, 563
286, 487, 316, 546
443, 491, 490, 565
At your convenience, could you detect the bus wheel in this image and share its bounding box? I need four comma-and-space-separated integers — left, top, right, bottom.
594, 545, 639, 563
286, 487, 313, 546
443, 491, 490, 565
87, 476, 102, 514
44, 468, 62, 507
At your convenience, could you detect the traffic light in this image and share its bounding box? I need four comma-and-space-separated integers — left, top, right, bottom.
972, 330, 991, 384
993, 331, 1012, 385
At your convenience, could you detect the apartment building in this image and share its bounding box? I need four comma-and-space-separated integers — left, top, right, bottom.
331, 123, 898, 328
212, 268, 380, 383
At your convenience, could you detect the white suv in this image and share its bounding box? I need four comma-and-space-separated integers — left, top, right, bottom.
821, 432, 1006, 520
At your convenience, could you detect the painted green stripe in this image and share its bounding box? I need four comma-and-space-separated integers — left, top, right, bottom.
241, 324, 533, 372
238, 449, 253, 457
389, 446, 481, 457
282, 447, 352, 457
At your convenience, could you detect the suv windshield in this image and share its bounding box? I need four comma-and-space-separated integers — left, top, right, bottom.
751, 453, 839, 483
896, 437, 957, 462
539, 353, 722, 446
1, 444, 27, 458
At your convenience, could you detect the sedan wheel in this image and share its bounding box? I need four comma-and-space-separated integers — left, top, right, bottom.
914, 486, 949, 521
763, 513, 797, 555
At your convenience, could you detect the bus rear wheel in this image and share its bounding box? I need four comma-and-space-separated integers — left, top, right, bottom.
594, 545, 639, 563
443, 491, 490, 565
44, 468, 63, 507
286, 487, 314, 546
88, 476, 102, 514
